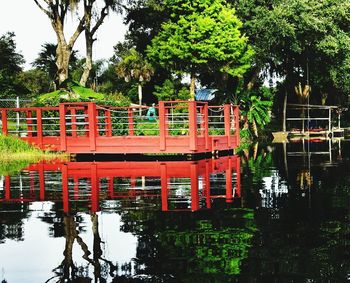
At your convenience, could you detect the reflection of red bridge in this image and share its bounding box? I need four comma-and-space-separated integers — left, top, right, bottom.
1, 156, 240, 213
0, 101, 239, 154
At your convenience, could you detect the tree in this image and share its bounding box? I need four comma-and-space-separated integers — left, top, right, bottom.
153, 79, 190, 101
233, 0, 350, 104
33, 0, 85, 84
79, 0, 122, 86
18, 69, 51, 95
0, 32, 26, 97
241, 94, 272, 138
115, 48, 154, 109
146, 0, 253, 99
32, 43, 79, 90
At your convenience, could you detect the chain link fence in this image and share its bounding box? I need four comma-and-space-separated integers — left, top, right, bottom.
0, 97, 32, 131
0, 97, 32, 108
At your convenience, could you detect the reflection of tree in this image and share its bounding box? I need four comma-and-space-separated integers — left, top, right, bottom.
120, 208, 256, 282
0, 203, 30, 243
296, 169, 312, 190
46, 213, 119, 283
241, 144, 274, 185
240, 144, 275, 207
240, 161, 350, 281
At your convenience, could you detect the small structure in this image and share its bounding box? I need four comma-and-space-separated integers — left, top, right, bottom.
195, 88, 218, 102
0, 100, 240, 155
283, 104, 344, 139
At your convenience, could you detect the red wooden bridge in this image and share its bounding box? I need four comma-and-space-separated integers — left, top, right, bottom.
0, 101, 239, 154
1, 156, 241, 213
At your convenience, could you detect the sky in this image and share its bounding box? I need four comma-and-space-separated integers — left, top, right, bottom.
0, 0, 128, 70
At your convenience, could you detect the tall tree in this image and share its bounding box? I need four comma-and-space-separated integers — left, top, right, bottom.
79, 0, 122, 86
33, 0, 85, 84
146, 0, 253, 99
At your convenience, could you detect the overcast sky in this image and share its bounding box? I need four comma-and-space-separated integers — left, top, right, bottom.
0, 0, 128, 70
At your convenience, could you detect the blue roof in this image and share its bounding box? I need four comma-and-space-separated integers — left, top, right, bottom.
195, 88, 218, 101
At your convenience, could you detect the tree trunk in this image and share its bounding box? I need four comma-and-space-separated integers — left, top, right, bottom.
247, 67, 261, 90
80, 32, 93, 86
138, 83, 143, 115
190, 72, 196, 100
56, 42, 71, 85
282, 90, 287, 132
34, 1, 85, 85
80, 1, 109, 87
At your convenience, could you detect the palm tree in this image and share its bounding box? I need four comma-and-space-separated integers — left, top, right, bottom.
115, 49, 154, 113
241, 94, 272, 138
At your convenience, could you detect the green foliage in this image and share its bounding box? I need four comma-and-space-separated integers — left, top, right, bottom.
103, 92, 131, 107
0, 135, 34, 153
245, 96, 272, 126
238, 86, 273, 138
0, 135, 65, 174
97, 62, 132, 95
115, 48, 154, 83
235, 0, 350, 104
34, 80, 105, 106
134, 119, 159, 136
0, 159, 31, 176
147, 0, 253, 85
153, 79, 190, 101
0, 32, 26, 97
17, 69, 51, 96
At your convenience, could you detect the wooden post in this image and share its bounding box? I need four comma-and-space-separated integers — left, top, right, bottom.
71, 108, 77, 138
234, 106, 240, 147
88, 103, 97, 151
26, 111, 33, 137
190, 163, 199, 211
160, 163, 168, 211
91, 163, 99, 212
328, 108, 332, 131
205, 161, 211, 209
235, 156, 241, 198
224, 104, 231, 148
225, 157, 233, 203
105, 109, 112, 137
73, 176, 79, 200
59, 104, 67, 151
5, 176, 10, 200
203, 104, 209, 150
62, 164, 69, 213
128, 108, 134, 136
188, 101, 198, 151
36, 109, 43, 148
39, 163, 45, 201
1, 110, 8, 135
159, 101, 166, 151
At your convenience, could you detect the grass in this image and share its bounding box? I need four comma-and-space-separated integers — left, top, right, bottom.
0, 135, 68, 175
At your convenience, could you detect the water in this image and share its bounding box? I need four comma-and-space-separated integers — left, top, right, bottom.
0, 140, 349, 282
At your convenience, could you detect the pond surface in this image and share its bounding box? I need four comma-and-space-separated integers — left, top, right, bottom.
0, 139, 350, 282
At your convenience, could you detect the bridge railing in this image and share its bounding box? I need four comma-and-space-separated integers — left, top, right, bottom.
1, 100, 240, 152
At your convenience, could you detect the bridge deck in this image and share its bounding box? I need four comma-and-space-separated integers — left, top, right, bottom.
1, 101, 240, 154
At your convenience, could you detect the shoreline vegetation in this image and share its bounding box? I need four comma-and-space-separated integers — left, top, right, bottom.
0, 135, 68, 175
